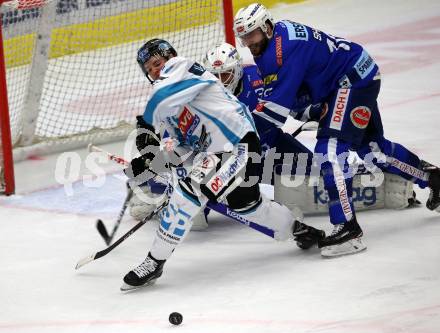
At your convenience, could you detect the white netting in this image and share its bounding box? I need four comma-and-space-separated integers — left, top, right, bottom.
1, 0, 228, 157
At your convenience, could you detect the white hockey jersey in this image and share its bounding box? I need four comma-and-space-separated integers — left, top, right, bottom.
143, 56, 256, 153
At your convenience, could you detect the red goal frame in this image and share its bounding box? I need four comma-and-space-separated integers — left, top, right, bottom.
0, 0, 235, 195
0, 0, 15, 195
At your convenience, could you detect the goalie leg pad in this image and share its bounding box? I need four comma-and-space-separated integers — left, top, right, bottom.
384, 172, 415, 209
129, 183, 167, 221
274, 169, 417, 214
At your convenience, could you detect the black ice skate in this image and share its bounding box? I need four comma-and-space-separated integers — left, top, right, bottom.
318, 217, 366, 257
292, 221, 325, 250
422, 161, 440, 212
121, 253, 166, 291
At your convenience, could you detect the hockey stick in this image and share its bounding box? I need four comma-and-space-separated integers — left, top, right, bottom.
88, 144, 133, 244
95, 183, 133, 245
75, 200, 168, 270
206, 201, 274, 238
291, 120, 319, 138
88, 143, 129, 167
88, 144, 277, 239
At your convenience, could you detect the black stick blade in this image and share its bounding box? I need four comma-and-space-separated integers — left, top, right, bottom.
96, 219, 111, 245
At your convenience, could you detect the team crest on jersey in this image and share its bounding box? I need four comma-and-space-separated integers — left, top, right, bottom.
275, 36, 283, 66
350, 106, 371, 129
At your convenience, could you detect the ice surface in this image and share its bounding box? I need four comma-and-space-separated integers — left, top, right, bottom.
1, 0, 440, 332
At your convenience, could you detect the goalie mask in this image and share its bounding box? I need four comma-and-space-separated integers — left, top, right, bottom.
137, 39, 177, 83
202, 43, 243, 93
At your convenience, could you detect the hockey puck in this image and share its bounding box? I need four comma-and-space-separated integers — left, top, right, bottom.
169, 312, 183, 325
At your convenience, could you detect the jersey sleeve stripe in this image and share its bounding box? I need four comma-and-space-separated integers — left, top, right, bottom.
256, 105, 288, 126
143, 78, 215, 125
253, 110, 285, 128
192, 106, 241, 145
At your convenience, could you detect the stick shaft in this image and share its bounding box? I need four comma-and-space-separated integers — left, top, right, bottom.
76, 200, 167, 269
88, 144, 129, 167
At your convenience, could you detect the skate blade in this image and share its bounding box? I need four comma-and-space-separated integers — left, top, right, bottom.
120, 279, 157, 292
321, 238, 367, 258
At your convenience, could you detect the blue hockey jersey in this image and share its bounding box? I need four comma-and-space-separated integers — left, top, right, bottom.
236, 64, 312, 157
254, 20, 378, 126
236, 64, 264, 112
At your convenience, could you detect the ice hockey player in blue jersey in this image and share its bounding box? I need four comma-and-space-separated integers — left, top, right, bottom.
233, 3, 440, 257
120, 38, 324, 290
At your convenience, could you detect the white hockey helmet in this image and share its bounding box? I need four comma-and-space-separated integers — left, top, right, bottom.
233, 3, 274, 38
202, 42, 243, 93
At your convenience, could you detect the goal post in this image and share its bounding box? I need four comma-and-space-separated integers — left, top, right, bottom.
0, 8, 14, 195
0, 0, 235, 195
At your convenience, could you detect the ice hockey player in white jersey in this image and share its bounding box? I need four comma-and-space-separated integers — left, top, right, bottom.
120, 39, 324, 291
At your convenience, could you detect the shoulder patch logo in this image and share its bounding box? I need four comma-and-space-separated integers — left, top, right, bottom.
350, 106, 371, 129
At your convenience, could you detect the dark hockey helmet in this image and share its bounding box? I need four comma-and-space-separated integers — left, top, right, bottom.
137, 39, 177, 80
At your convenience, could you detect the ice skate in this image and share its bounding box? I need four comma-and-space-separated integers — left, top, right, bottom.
422, 161, 440, 213
318, 217, 366, 257
121, 253, 165, 291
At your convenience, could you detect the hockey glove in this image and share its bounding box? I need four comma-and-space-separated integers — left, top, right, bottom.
136, 115, 160, 154
292, 221, 325, 250
124, 156, 154, 178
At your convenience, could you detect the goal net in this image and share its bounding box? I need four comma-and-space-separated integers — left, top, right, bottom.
0, 0, 234, 194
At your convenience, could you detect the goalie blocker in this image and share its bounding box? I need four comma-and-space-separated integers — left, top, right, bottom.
274, 164, 420, 215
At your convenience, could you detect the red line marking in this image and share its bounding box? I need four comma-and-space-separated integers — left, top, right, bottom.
383, 92, 440, 109
0, 304, 439, 331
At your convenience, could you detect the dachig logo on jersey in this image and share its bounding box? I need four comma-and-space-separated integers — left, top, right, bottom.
329, 88, 350, 130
